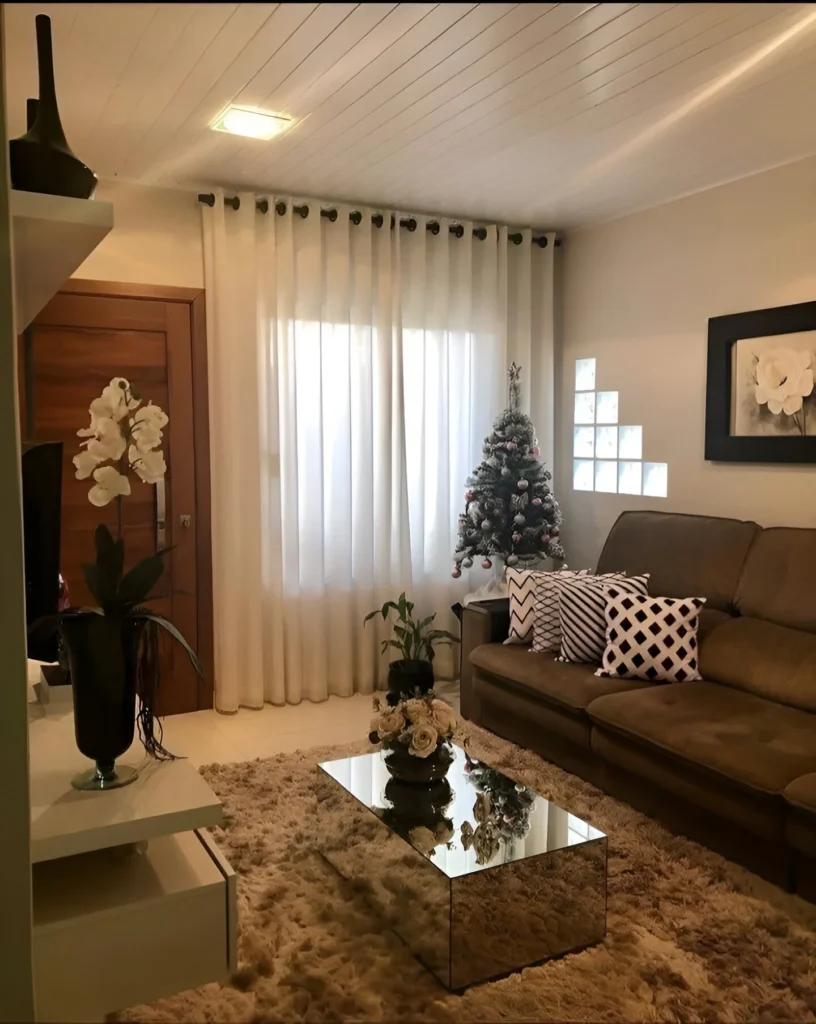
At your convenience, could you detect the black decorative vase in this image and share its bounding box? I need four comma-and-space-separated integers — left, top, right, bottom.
384, 741, 454, 786
387, 658, 434, 706
58, 613, 142, 790
9, 14, 97, 199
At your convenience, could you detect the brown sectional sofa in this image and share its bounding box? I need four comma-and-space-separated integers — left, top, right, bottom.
460, 511, 816, 895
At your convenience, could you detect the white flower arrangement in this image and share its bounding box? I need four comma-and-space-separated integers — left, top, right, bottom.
73, 377, 168, 507
753, 348, 815, 434
369, 693, 457, 758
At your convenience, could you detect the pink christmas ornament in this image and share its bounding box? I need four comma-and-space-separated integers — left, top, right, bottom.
506, 441, 517, 450
451, 567, 462, 579
482, 558, 492, 569
512, 533, 522, 543
465, 490, 474, 501
532, 497, 542, 506
531, 447, 540, 456
540, 534, 550, 545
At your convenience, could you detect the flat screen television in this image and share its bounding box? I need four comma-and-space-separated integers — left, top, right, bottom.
21, 441, 63, 662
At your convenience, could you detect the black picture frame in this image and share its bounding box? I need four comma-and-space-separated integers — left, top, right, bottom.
705, 300, 816, 463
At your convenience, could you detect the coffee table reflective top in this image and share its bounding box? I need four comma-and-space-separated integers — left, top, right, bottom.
318, 744, 607, 988
319, 744, 605, 878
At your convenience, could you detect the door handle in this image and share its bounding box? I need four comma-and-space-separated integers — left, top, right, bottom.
156, 477, 167, 551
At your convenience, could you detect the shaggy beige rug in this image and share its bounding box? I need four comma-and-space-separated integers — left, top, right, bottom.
121, 723, 816, 1022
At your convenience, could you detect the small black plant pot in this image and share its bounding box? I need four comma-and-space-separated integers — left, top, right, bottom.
387, 658, 434, 706
9, 15, 97, 199
59, 613, 143, 790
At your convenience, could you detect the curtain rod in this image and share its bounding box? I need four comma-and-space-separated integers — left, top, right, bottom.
197, 192, 559, 247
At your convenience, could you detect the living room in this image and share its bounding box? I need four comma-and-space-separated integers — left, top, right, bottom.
3, 3, 816, 1022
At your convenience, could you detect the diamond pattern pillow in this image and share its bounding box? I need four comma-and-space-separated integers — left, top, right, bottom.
596, 588, 705, 683
531, 570, 591, 653
558, 573, 650, 664
505, 568, 546, 644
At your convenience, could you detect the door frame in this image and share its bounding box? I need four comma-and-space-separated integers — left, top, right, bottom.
61, 278, 215, 710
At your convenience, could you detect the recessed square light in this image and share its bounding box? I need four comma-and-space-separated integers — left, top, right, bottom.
211, 105, 292, 140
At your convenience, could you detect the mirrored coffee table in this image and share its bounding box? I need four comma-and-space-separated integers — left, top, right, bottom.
317, 745, 607, 989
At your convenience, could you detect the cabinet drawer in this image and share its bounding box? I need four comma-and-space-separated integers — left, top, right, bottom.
33, 829, 236, 1022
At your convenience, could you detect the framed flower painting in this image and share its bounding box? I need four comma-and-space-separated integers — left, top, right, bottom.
705, 301, 816, 463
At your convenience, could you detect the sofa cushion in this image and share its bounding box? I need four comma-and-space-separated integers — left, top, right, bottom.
700, 616, 816, 713
588, 682, 816, 795
784, 774, 816, 857
735, 527, 816, 633
470, 644, 649, 712
470, 644, 649, 751
596, 511, 760, 612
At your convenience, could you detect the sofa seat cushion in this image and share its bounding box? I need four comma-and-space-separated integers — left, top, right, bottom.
470, 644, 649, 752
785, 774, 816, 857
469, 644, 649, 712
589, 682, 816, 796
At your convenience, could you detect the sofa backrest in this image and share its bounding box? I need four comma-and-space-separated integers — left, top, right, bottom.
735, 528, 816, 633
596, 511, 760, 611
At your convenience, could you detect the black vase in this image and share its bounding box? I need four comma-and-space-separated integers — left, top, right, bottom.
384, 741, 453, 786
59, 613, 142, 790
9, 14, 97, 199
387, 658, 434, 706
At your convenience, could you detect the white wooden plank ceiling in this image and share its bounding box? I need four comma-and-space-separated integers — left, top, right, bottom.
5, 3, 816, 228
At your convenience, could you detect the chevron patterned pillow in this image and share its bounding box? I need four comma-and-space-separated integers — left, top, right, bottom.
504, 567, 543, 644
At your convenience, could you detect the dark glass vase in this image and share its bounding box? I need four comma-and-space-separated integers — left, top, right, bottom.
384, 741, 453, 786
387, 658, 434, 706
9, 14, 97, 199
59, 613, 143, 790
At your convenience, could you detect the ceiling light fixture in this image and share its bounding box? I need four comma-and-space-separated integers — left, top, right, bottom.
211, 105, 292, 140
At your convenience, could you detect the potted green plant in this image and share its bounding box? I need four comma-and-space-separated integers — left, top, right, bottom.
364, 592, 459, 705
38, 377, 201, 791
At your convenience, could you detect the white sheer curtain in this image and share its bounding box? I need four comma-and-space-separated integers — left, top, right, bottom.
202, 190, 555, 710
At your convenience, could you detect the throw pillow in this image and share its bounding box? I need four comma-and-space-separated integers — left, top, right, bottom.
558, 573, 650, 664
596, 588, 706, 683
531, 570, 591, 653
505, 567, 545, 644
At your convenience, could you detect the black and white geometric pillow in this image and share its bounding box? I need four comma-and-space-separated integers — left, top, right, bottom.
505, 568, 546, 644
558, 573, 650, 664
596, 588, 706, 683
531, 570, 590, 653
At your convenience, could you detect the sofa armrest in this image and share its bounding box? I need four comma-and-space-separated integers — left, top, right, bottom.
460, 599, 510, 722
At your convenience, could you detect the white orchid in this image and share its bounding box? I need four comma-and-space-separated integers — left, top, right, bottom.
75, 378, 169, 508
129, 445, 166, 484
88, 466, 131, 507
755, 349, 814, 416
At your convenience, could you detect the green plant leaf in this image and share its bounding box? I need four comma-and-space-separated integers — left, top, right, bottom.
363, 610, 380, 624
118, 555, 166, 607
82, 561, 117, 611
427, 629, 461, 643
94, 523, 124, 592
131, 611, 203, 676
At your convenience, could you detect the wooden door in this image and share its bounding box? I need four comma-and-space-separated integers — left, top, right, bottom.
21, 281, 213, 714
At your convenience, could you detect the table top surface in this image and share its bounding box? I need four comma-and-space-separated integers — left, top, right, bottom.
319, 744, 605, 879
28, 703, 223, 863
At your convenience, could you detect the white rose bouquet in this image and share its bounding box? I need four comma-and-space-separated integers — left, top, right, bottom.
368, 692, 457, 758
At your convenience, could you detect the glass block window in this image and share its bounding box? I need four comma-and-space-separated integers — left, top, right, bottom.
618, 426, 642, 460
643, 462, 668, 498
596, 391, 618, 424
575, 358, 596, 391
573, 426, 594, 458
574, 391, 595, 425
573, 459, 594, 491
571, 359, 666, 498
595, 460, 617, 493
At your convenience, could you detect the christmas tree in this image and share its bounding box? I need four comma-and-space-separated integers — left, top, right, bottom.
452, 364, 564, 577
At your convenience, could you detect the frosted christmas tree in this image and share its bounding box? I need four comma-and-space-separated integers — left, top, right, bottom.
452, 364, 564, 577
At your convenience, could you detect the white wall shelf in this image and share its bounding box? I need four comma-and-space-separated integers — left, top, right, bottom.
11, 189, 113, 330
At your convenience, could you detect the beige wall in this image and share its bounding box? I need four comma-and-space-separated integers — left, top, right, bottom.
558, 155, 816, 569
73, 180, 204, 289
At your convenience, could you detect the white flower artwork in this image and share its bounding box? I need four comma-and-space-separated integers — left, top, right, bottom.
731, 333, 816, 437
